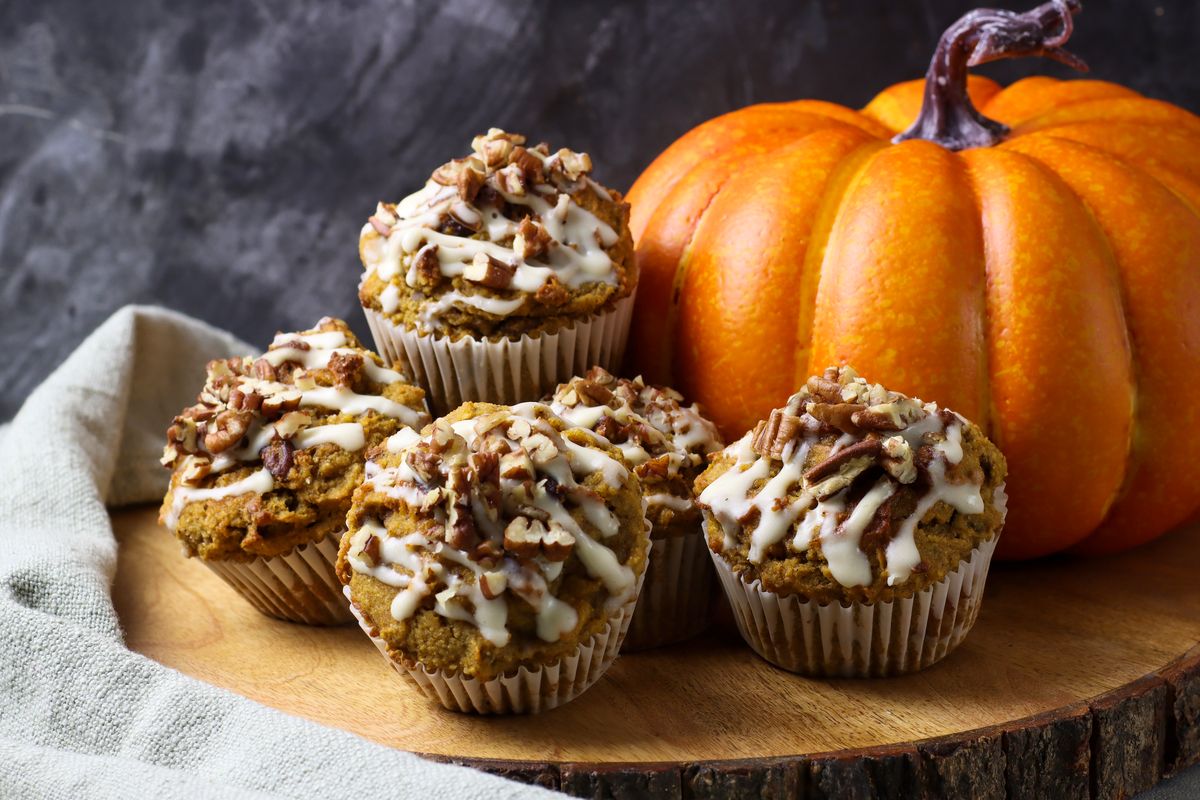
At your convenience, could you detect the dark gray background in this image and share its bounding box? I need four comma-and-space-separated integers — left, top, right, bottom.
3, 2, 1199, 796
2, 0, 1199, 421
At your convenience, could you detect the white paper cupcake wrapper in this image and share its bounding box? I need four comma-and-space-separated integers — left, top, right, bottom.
204, 530, 353, 626
363, 293, 635, 415
710, 535, 999, 677
623, 532, 713, 652
347, 567, 646, 715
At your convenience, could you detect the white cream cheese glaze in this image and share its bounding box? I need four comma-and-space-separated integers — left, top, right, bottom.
698, 367, 999, 589
360, 129, 627, 334
547, 368, 722, 523
161, 318, 430, 533
346, 403, 645, 647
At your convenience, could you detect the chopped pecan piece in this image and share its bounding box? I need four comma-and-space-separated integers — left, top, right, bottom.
273, 411, 311, 439
881, 435, 918, 483
260, 390, 302, 418
407, 448, 444, 483
463, 252, 516, 290
549, 148, 592, 180
500, 450, 534, 481
805, 402, 866, 435
431, 160, 459, 186
477, 135, 514, 168
805, 373, 843, 403
447, 503, 478, 550
180, 456, 211, 484
557, 387, 579, 407
803, 439, 883, 500
585, 366, 617, 386
515, 216, 551, 261
204, 410, 251, 453
506, 417, 532, 440
503, 516, 546, 559
360, 534, 381, 567
251, 358, 276, 381
574, 379, 614, 407
523, 433, 558, 465
541, 521, 575, 561
228, 388, 262, 413
456, 166, 484, 203
511, 146, 545, 184
495, 163, 526, 195
803, 439, 883, 484
852, 399, 927, 432
327, 351, 364, 387
751, 408, 803, 459
479, 570, 507, 599
635, 454, 671, 480
594, 414, 626, 444
412, 244, 442, 285
181, 404, 216, 423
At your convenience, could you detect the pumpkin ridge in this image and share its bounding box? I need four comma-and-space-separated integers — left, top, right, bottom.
1001, 142, 1139, 522
627, 107, 870, 239
660, 168, 736, 389
635, 125, 867, 388
796, 140, 890, 386
1031, 125, 1200, 185
957, 149, 994, 443
963, 145, 1134, 558
1009, 136, 1200, 555
1134, 168, 1200, 220
980, 78, 1141, 127
1013, 97, 1200, 138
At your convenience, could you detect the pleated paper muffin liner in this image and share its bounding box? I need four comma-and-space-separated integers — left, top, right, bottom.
204, 530, 353, 626
710, 535, 999, 678
346, 567, 646, 715
623, 531, 713, 652
362, 293, 635, 416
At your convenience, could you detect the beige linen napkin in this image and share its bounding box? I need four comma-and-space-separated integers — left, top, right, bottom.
0, 305, 558, 800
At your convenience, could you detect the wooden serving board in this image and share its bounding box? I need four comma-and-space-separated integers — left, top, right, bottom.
112, 507, 1200, 799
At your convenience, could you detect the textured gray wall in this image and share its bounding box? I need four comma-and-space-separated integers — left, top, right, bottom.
2, 0, 1198, 419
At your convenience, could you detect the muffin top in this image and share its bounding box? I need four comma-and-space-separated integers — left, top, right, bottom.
547, 367, 723, 537
337, 401, 649, 681
358, 128, 636, 340
159, 318, 430, 560
695, 366, 1007, 604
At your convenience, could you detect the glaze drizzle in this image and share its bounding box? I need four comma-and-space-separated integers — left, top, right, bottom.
345, 403, 644, 646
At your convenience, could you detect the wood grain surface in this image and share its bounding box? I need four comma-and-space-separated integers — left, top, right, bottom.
112, 507, 1200, 798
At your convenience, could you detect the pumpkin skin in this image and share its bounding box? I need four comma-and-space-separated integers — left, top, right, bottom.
626, 75, 1200, 560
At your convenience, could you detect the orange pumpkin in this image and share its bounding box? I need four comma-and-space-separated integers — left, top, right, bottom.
625, 0, 1200, 560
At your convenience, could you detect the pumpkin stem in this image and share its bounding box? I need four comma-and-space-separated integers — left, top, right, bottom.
894, 0, 1088, 150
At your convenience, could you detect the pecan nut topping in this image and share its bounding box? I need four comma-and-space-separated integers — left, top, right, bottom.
463, 252, 516, 290
203, 410, 251, 453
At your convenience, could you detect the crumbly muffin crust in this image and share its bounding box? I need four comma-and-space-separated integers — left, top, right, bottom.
547, 367, 723, 538
696, 366, 1007, 604
159, 318, 430, 561
358, 129, 636, 340
337, 402, 650, 681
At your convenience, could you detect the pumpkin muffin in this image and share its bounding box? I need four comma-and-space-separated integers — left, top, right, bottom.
547, 367, 723, 650
338, 401, 650, 714
159, 317, 430, 625
696, 366, 1007, 676
358, 128, 637, 414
